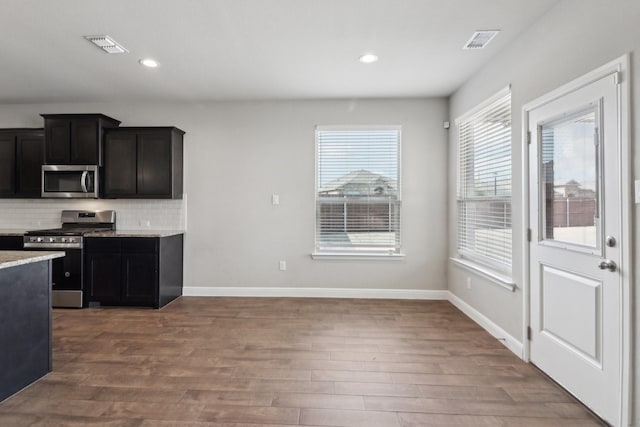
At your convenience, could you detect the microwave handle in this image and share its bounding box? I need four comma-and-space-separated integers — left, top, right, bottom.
80, 171, 88, 193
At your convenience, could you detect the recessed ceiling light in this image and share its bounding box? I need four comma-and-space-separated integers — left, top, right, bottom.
359, 53, 379, 64
84, 35, 128, 54
463, 30, 500, 50
139, 58, 159, 68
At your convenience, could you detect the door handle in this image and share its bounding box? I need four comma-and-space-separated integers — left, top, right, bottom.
80, 171, 88, 193
598, 259, 617, 272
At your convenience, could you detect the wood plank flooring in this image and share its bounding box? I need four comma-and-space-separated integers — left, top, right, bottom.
0, 297, 605, 426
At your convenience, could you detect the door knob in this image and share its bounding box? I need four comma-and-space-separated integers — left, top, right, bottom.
598, 260, 617, 272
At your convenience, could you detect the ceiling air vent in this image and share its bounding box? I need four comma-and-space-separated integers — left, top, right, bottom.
84, 35, 128, 54
463, 30, 500, 50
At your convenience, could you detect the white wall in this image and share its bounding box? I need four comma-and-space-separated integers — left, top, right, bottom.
447, 0, 639, 424
0, 98, 449, 293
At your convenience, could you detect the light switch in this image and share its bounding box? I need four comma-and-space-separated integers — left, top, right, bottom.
272, 194, 280, 205
635, 180, 640, 204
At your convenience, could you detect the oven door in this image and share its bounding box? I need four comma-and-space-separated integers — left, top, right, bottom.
42, 165, 99, 198
28, 247, 83, 308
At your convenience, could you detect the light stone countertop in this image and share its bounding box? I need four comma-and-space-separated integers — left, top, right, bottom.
0, 229, 185, 238
0, 251, 65, 271
88, 230, 185, 238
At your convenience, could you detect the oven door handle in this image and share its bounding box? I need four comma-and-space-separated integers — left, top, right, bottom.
80, 171, 88, 193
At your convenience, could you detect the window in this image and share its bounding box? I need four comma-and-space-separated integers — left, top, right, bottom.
456, 89, 512, 270
315, 126, 401, 256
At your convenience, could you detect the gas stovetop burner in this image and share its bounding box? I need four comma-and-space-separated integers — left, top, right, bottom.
25, 227, 110, 236
24, 210, 116, 249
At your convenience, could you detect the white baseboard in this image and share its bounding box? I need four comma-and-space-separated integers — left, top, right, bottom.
448, 291, 523, 359
183, 286, 449, 300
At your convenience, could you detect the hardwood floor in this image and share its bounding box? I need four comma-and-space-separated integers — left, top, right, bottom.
0, 297, 605, 426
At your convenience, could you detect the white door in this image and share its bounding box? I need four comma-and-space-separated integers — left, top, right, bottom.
528, 72, 622, 425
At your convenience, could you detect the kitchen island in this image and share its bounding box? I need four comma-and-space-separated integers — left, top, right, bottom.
0, 251, 64, 402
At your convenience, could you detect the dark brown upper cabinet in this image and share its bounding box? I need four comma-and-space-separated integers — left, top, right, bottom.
0, 129, 44, 198
104, 127, 184, 199
41, 114, 120, 165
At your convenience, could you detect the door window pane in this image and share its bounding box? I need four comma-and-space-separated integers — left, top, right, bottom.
540, 107, 600, 248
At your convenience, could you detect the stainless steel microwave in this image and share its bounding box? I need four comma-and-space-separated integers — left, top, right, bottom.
42, 165, 99, 198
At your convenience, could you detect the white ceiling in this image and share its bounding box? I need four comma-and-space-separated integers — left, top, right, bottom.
0, 0, 560, 103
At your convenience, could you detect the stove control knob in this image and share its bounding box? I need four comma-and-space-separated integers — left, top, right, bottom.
30, 237, 37, 243
68, 237, 75, 243
61, 238, 67, 243
36, 237, 43, 243
49, 237, 55, 243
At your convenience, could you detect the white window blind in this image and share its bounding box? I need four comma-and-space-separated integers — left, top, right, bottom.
315, 126, 401, 254
457, 91, 512, 268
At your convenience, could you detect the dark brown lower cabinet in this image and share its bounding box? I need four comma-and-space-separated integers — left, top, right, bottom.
84, 235, 183, 308
122, 253, 157, 305
0, 236, 24, 250
85, 251, 121, 305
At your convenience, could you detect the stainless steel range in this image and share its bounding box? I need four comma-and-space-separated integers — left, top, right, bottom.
24, 210, 116, 308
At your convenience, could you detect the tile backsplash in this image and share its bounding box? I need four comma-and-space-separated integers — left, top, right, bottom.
0, 197, 186, 230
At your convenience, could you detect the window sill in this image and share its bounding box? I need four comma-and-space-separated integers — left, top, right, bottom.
312, 252, 405, 261
450, 257, 516, 292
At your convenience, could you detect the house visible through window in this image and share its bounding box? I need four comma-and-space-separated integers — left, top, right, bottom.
315, 126, 401, 255
457, 90, 512, 270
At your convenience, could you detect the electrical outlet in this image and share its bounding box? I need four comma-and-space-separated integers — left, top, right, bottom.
466, 277, 472, 289
279, 260, 286, 271
635, 180, 640, 203
272, 194, 280, 205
